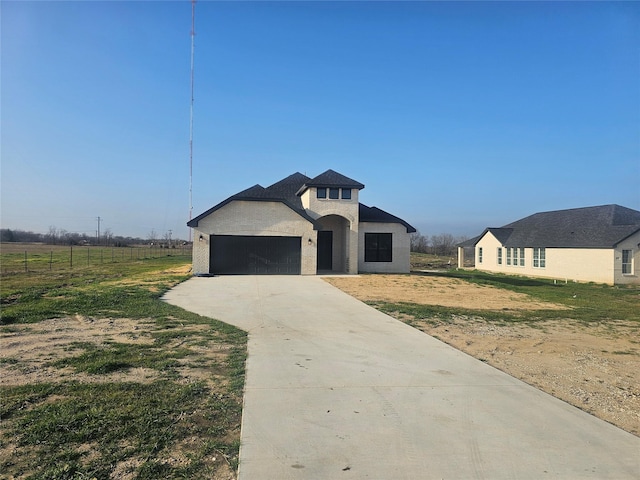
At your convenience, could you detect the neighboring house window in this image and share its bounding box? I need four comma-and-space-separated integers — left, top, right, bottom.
533, 248, 546, 268
317, 188, 327, 199
329, 188, 340, 199
497, 248, 502, 265
365, 233, 393, 262
478, 247, 483, 264
622, 250, 633, 274
341, 188, 352, 200
506, 248, 524, 267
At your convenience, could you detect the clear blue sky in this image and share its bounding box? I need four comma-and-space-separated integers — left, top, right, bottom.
2, 0, 639, 240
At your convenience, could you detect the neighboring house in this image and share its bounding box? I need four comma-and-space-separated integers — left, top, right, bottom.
457, 204, 640, 285
188, 169, 416, 275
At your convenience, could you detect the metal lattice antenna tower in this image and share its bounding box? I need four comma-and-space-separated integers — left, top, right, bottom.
188, 0, 196, 242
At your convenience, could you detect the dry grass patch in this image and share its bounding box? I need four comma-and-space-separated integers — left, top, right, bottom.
325, 274, 568, 311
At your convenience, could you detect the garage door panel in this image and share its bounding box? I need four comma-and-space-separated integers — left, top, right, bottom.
210, 235, 301, 275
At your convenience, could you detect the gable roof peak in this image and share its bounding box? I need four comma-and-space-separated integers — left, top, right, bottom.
296, 169, 365, 196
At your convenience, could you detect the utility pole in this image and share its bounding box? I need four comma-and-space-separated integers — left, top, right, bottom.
188, 0, 196, 242
96, 216, 101, 245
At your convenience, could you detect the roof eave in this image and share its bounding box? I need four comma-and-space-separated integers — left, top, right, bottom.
296, 183, 365, 197
188, 197, 321, 230
613, 227, 640, 247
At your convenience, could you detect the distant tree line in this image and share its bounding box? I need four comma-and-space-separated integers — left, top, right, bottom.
1, 227, 186, 248
410, 231, 469, 257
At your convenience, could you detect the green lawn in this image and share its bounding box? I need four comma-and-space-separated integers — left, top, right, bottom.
0, 257, 247, 479
374, 268, 640, 326
1, 242, 190, 274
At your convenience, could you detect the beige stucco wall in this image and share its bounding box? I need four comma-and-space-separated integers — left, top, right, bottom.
301, 187, 360, 274
358, 222, 411, 273
473, 231, 638, 285
539, 248, 613, 284
474, 232, 502, 270
300, 187, 360, 219
191, 200, 317, 275
614, 231, 640, 285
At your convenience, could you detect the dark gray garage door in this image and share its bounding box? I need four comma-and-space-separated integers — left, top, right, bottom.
210, 235, 301, 275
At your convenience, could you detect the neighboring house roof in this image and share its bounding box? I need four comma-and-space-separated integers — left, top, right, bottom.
461, 205, 640, 248
188, 170, 414, 232
458, 228, 513, 248
296, 169, 365, 196
359, 204, 417, 233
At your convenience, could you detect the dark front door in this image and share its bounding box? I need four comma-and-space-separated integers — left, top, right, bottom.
317, 231, 333, 271
210, 235, 301, 275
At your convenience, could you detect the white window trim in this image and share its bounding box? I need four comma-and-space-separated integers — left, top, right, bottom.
506, 247, 525, 267
533, 247, 546, 269
622, 249, 634, 275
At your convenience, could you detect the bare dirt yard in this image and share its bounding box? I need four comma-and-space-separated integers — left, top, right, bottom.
0, 315, 239, 480
324, 274, 640, 437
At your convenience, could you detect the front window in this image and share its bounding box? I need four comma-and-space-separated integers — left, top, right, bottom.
317, 187, 327, 199
478, 247, 483, 264
329, 188, 340, 199
341, 188, 352, 199
365, 233, 392, 262
506, 248, 512, 266
497, 248, 502, 265
622, 250, 633, 274
519, 248, 525, 267
533, 248, 546, 268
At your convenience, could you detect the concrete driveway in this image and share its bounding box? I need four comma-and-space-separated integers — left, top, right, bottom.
163, 276, 639, 479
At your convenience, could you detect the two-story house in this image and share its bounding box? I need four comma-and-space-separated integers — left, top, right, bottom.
188, 169, 416, 275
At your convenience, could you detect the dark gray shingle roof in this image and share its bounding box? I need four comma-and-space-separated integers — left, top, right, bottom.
188, 170, 414, 233
188, 173, 317, 228
359, 204, 416, 233
464, 205, 640, 248
296, 169, 364, 195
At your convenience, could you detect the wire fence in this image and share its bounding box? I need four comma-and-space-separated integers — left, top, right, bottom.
0, 244, 192, 275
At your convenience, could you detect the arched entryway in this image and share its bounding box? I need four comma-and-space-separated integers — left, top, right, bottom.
316, 214, 350, 273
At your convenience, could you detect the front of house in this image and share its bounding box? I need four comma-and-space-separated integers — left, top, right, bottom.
188, 170, 415, 275
458, 204, 640, 285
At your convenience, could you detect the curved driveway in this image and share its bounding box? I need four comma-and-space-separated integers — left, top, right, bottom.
163, 275, 639, 479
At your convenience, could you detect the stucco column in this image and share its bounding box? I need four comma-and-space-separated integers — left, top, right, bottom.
348, 223, 359, 274
457, 246, 464, 269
